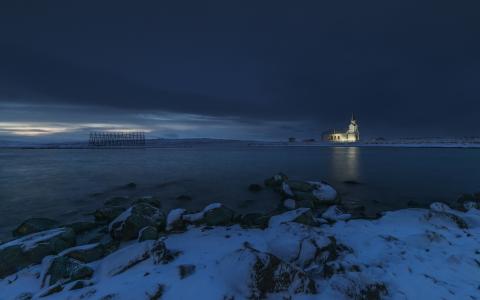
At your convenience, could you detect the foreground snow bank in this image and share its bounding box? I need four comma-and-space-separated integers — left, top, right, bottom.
1, 202, 479, 300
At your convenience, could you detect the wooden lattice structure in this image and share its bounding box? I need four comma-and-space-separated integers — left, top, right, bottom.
88, 131, 146, 147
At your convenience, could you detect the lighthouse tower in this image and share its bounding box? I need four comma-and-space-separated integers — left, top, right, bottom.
346, 113, 360, 142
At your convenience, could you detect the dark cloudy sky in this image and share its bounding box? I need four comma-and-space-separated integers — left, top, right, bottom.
1, 1, 479, 141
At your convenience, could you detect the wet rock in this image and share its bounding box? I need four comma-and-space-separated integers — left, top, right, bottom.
13, 218, 60, 237
62, 243, 105, 263
264, 172, 288, 187
286, 180, 315, 192
219, 245, 316, 299
138, 226, 159, 242
176, 195, 192, 202
94, 206, 126, 223
0, 228, 76, 278
109, 203, 166, 241
125, 182, 137, 189
42, 256, 94, 286
248, 184, 263, 192
133, 196, 162, 209
65, 222, 98, 235
343, 180, 362, 185
104, 196, 131, 208
203, 205, 235, 226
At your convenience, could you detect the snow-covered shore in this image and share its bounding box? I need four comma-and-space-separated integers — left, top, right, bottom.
1, 175, 479, 300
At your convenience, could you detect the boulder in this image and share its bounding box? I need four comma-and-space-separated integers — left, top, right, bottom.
13, 218, 60, 237
109, 203, 166, 241
0, 228, 76, 278
42, 256, 94, 286
219, 246, 316, 299
269, 208, 317, 227
264, 173, 288, 187
289, 181, 339, 206
62, 243, 105, 263
65, 221, 98, 235
166, 208, 187, 232
94, 206, 125, 223
182, 203, 235, 226
286, 180, 315, 192
203, 205, 235, 226
133, 196, 162, 208
138, 226, 159, 242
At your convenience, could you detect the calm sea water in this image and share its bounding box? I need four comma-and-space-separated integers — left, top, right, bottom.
1, 146, 479, 239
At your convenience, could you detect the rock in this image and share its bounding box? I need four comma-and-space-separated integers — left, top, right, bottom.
454, 193, 480, 211
264, 172, 288, 187
283, 198, 296, 210
13, 218, 60, 237
62, 243, 105, 263
295, 199, 316, 209
239, 213, 270, 229
176, 195, 192, 202
125, 182, 137, 189
42, 256, 94, 286
0, 228, 76, 278
321, 206, 352, 222
133, 196, 162, 208
178, 264, 196, 279
94, 206, 125, 223
109, 203, 166, 241
104, 196, 131, 207
343, 180, 362, 185
248, 184, 263, 192
138, 226, 159, 242
166, 208, 187, 232
269, 208, 317, 227
65, 222, 98, 235
203, 205, 235, 226
286, 180, 314, 192
219, 246, 316, 299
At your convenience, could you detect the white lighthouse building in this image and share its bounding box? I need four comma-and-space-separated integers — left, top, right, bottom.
324, 114, 360, 143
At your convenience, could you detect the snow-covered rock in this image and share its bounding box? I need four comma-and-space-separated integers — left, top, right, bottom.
0, 228, 76, 278
109, 203, 166, 241
322, 205, 352, 222
166, 208, 187, 231
13, 218, 60, 237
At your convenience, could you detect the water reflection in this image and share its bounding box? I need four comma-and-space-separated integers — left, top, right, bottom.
330, 147, 360, 181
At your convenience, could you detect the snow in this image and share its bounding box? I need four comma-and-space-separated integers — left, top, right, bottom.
321, 205, 351, 221
166, 208, 186, 231
310, 181, 338, 202
182, 203, 222, 222
283, 198, 296, 210
0, 228, 67, 251
108, 207, 132, 232
282, 182, 294, 196
1, 204, 480, 299
268, 208, 310, 227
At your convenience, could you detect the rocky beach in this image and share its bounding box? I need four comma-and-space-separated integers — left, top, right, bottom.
0, 173, 479, 299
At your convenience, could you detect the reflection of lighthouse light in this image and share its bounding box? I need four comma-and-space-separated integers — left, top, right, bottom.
325, 114, 360, 143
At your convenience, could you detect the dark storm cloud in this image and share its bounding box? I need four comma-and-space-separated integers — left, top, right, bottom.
1, 0, 480, 138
